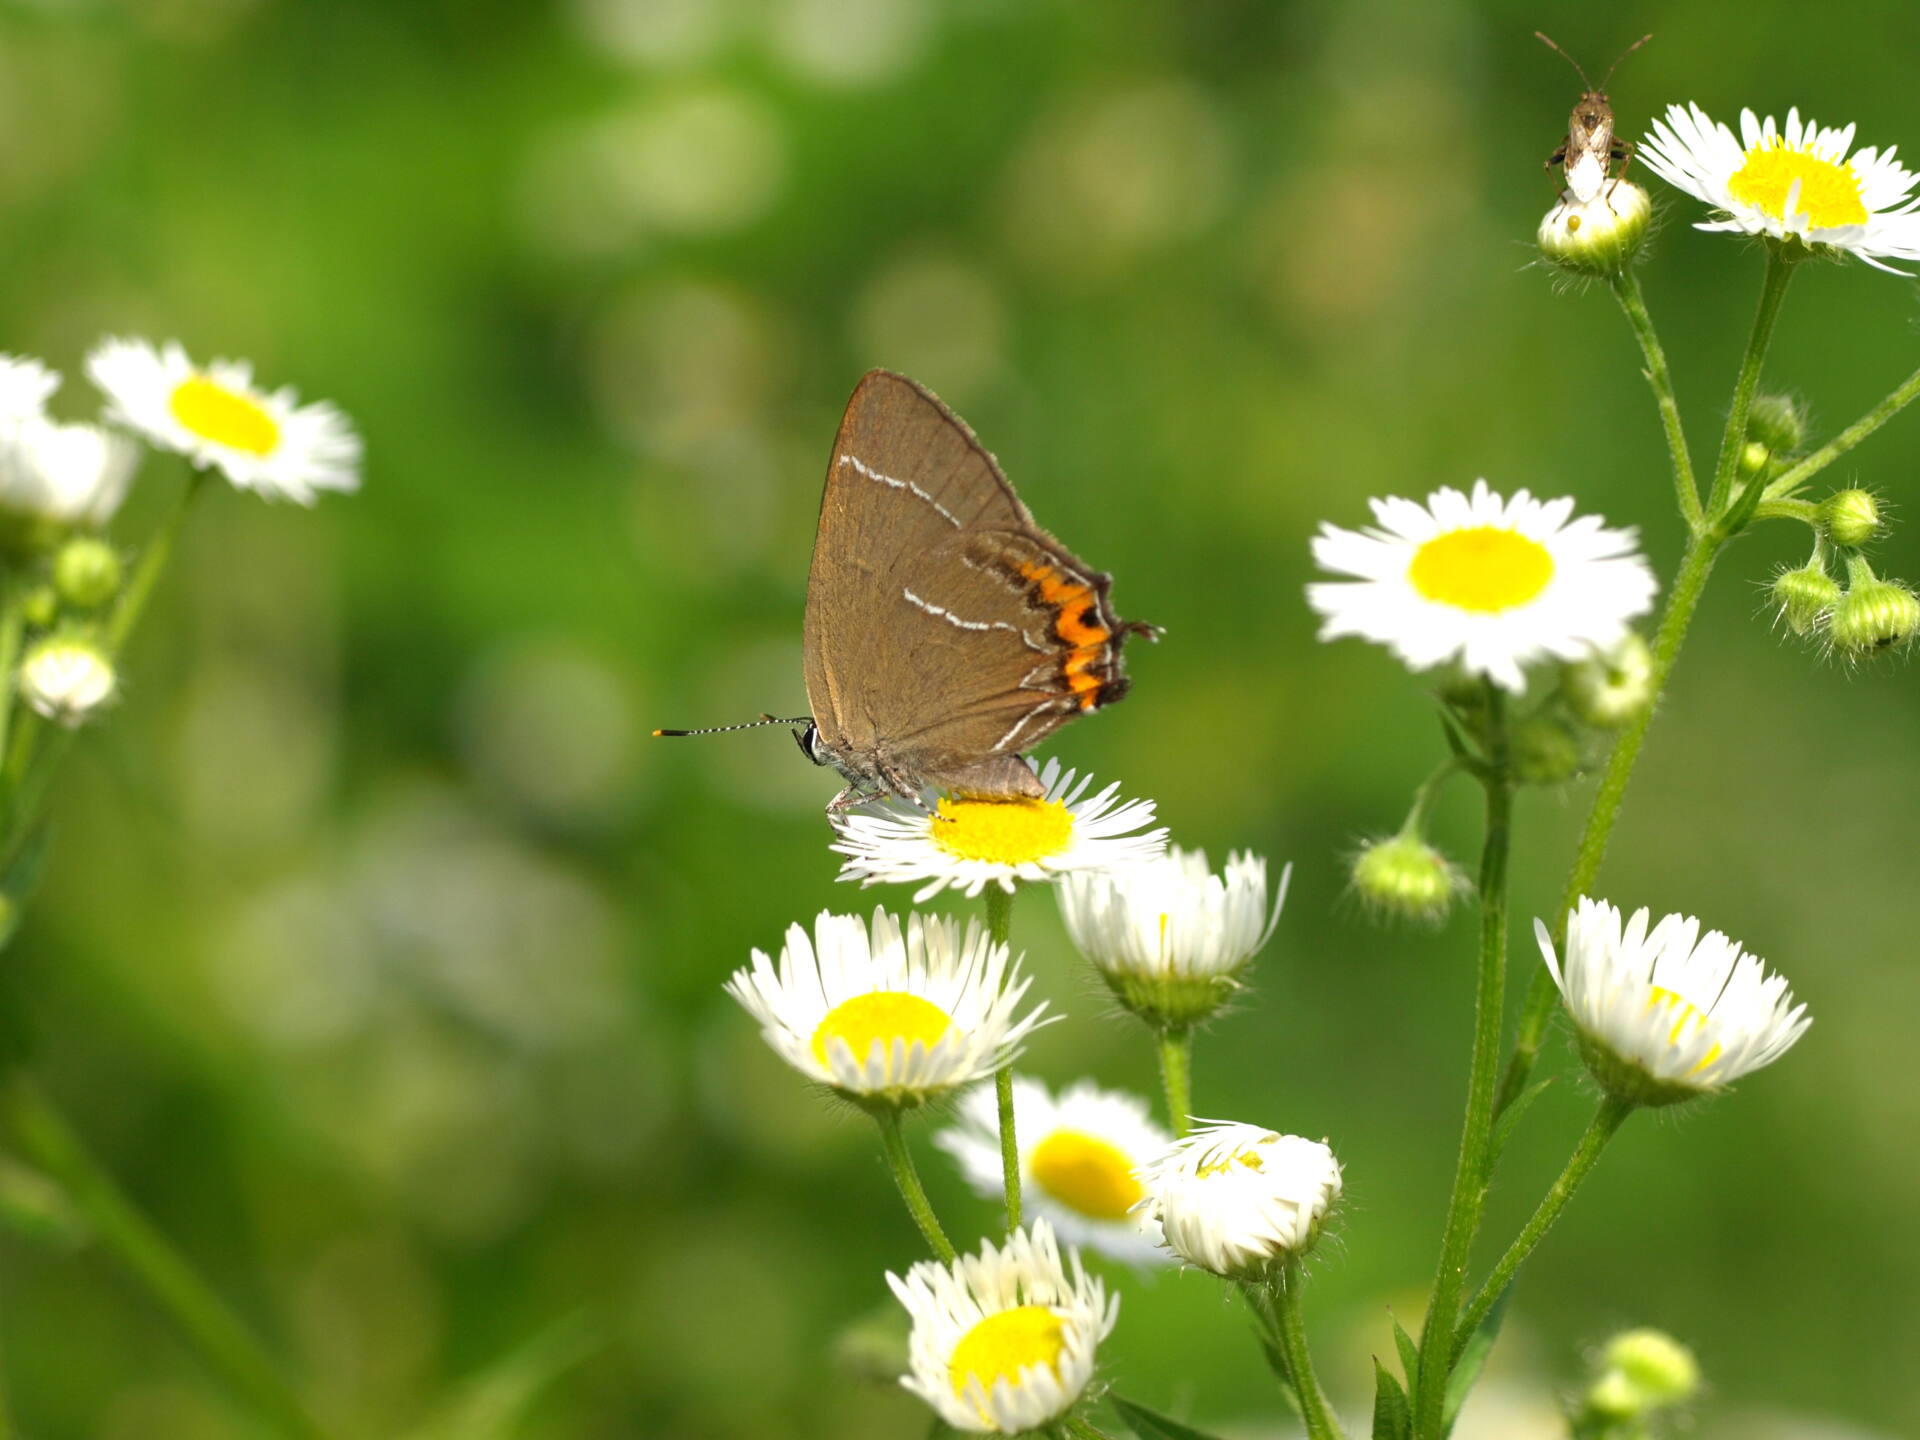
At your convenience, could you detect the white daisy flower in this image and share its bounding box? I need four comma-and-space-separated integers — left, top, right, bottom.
1135, 1122, 1341, 1279
0, 418, 138, 529
1057, 846, 1287, 1027
0, 355, 59, 422
830, 757, 1167, 903
889, 1219, 1117, 1435
19, 636, 116, 728
1640, 103, 1920, 272
936, 1077, 1172, 1266
86, 338, 361, 503
724, 907, 1049, 1108
1538, 897, 1812, 1107
1307, 480, 1657, 692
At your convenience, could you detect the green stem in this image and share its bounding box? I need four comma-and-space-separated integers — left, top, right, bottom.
1750, 498, 1819, 526
107, 468, 207, 654
1706, 244, 1798, 520
1450, 1096, 1634, 1363
1270, 1264, 1344, 1440
1495, 532, 1721, 1114
874, 1109, 955, 1263
1401, 759, 1460, 836
1152, 1029, 1182, 1144
1765, 358, 1920, 501
0, 577, 26, 777
1611, 269, 1703, 532
0, 1074, 329, 1440
985, 886, 1021, 1234
1414, 683, 1511, 1440
1156, 1028, 1193, 1138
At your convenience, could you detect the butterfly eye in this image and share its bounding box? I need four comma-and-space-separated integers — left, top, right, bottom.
793, 722, 825, 766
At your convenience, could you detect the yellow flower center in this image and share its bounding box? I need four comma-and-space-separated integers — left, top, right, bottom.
932, 795, 1074, 864
1195, 1135, 1275, 1178
169, 374, 281, 456
1728, 140, 1868, 229
949, 1305, 1066, 1405
1030, 1130, 1144, 1220
1407, 527, 1555, 612
1645, 986, 1723, 1072
810, 991, 952, 1069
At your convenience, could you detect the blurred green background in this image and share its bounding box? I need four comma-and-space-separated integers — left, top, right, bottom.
0, 0, 1917, 1435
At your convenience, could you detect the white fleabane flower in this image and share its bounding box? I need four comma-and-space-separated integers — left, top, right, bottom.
1308, 481, 1656, 692
87, 338, 361, 503
889, 1219, 1117, 1435
1057, 847, 1287, 1027
725, 907, 1048, 1108
1539, 897, 1812, 1107
936, 1078, 1171, 1266
0, 355, 59, 422
0, 418, 138, 528
1135, 1122, 1341, 1279
19, 636, 116, 727
1641, 104, 1920, 272
830, 757, 1166, 903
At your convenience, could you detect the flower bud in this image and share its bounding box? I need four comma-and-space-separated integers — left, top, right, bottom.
1564, 633, 1654, 729
52, 537, 122, 610
1829, 573, 1920, 656
1818, 488, 1883, 549
1135, 1123, 1341, 1279
1770, 562, 1841, 637
1537, 181, 1651, 276
1745, 393, 1807, 455
1600, 1328, 1701, 1409
1351, 834, 1466, 926
1510, 711, 1586, 785
20, 586, 58, 630
18, 635, 115, 727
1736, 440, 1772, 478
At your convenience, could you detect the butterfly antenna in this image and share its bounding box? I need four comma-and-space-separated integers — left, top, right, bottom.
653, 713, 811, 738
1600, 33, 1653, 89
1534, 31, 1592, 90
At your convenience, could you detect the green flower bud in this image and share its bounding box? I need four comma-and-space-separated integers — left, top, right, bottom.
52, 537, 122, 610
1745, 393, 1807, 455
1770, 562, 1841, 637
1351, 834, 1466, 926
1829, 571, 1920, 657
18, 634, 116, 727
1510, 711, 1586, 785
1818, 488, 1883, 549
1564, 634, 1654, 729
1601, 1328, 1701, 1409
1736, 440, 1771, 478
20, 586, 58, 630
1537, 181, 1651, 276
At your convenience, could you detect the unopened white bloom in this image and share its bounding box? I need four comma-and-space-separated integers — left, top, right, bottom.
831, 757, 1166, 903
87, 338, 361, 503
1135, 1122, 1341, 1278
1641, 103, 1920, 272
725, 907, 1048, 1107
889, 1220, 1117, 1434
1537, 179, 1652, 275
0, 418, 138, 528
937, 1078, 1171, 1266
1308, 481, 1656, 692
0, 355, 59, 422
1057, 846, 1286, 1026
1539, 897, 1811, 1106
19, 637, 115, 727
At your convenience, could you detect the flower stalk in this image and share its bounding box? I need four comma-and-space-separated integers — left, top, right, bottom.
985, 883, 1022, 1233
874, 1108, 956, 1263
1268, 1264, 1344, 1440
1156, 1028, 1193, 1139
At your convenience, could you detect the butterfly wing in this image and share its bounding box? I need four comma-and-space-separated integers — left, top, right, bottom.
803, 371, 1150, 797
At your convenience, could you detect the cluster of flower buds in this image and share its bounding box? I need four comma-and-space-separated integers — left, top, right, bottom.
1769, 477, 1920, 658
1575, 1328, 1701, 1436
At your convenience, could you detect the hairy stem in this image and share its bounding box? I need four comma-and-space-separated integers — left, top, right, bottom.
874, 1108, 955, 1263
1451, 1095, 1634, 1362
1705, 244, 1798, 519
1765, 358, 1920, 500
1156, 1028, 1193, 1139
1612, 269, 1703, 532
1271, 1264, 1344, 1440
1413, 683, 1511, 1440
985, 885, 1021, 1233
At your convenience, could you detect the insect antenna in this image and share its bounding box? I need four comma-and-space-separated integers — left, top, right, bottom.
1599, 33, 1653, 89
1534, 31, 1592, 89
653, 714, 812, 738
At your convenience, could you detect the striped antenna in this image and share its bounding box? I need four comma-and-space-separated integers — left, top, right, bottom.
653, 714, 811, 738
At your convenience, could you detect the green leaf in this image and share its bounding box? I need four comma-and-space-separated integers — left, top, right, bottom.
1371, 1357, 1412, 1440
402, 1313, 598, 1440
1442, 1282, 1515, 1435
1391, 1317, 1421, 1402
1109, 1395, 1230, 1440
1488, 1077, 1555, 1168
